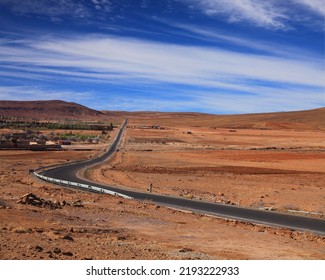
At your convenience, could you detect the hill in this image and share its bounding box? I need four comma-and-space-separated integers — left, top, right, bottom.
1, 100, 323, 130
105, 108, 325, 131
0, 100, 106, 120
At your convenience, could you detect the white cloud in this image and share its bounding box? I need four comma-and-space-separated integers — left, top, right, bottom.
0, 34, 323, 87
0, 86, 92, 102
89, 85, 324, 113
0, 35, 323, 113
24, 36, 324, 87
192, 87, 325, 113
182, 0, 325, 29
156, 20, 320, 61
1, 0, 323, 30
141, 0, 150, 9
0, 0, 90, 19
292, 0, 325, 16
0, 0, 111, 21
183, 0, 288, 29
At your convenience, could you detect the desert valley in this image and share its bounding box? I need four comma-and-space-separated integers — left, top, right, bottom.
0, 100, 324, 260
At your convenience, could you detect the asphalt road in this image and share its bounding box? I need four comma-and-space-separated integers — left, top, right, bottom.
41, 121, 325, 236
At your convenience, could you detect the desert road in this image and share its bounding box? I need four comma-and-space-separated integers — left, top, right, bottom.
40, 121, 325, 236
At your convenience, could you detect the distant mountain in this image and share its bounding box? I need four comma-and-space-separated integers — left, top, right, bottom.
0, 100, 106, 120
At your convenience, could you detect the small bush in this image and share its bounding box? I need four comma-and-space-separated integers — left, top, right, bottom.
283, 204, 300, 211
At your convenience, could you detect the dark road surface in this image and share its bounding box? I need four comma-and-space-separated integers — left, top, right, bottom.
41, 121, 325, 236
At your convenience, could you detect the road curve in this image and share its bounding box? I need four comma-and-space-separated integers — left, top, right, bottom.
41, 120, 325, 236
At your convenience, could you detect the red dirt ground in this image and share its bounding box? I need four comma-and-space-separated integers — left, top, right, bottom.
1, 110, 324, 260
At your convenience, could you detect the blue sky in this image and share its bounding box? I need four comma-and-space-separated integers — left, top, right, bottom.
0, 0, 324, 114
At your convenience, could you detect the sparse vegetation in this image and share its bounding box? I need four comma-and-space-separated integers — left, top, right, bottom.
0, 119, 115, 148
0, 119, 115, 131
283, 204, 300, 211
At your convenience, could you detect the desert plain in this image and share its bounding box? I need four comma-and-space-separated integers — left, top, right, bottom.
1, 108, 325, 260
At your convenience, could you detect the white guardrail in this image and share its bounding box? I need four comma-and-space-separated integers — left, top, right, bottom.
33, 171, 132, 199
32, 120, 132, 200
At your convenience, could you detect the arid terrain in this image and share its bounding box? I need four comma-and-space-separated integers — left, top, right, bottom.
0, 100, 107, 120
0, 102, 324, 259
89, 120, 325, 216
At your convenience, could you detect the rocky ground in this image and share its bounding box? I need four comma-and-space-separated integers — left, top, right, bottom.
1, 121, 325, 260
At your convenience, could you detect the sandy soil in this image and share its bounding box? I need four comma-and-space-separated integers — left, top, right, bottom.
1, 122, 325, 260
88, 125, 325, 217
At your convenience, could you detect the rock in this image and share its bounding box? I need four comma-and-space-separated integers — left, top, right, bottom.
15, 228, 28, 234
16, 193, 62, 209
53, 200, 59, 205
60, 200, 67, 206
62, 234, 74, 241
117, 236, 126, 241
34, 245, 43, 252
72, 200, 84, 207
179, 248, 193, 253
62, 251, 73, 256
48, 253, 56, 259
53, 248, 61, 254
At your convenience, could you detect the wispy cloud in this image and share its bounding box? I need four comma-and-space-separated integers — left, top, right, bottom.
154, 19, 321, 60
90, 0, 111, 12
1, 0, 323, 30
182, 0, 289, 29
293, 0, 325, 16
9, 35, 324, 86
182, 0, 325, 29
0, 0, 111, 22
191, 86, 325, 113
0, 34, 323, 113
0, 85, 93, 102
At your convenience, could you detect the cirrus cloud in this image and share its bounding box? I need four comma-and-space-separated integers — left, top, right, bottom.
0, 34, 323, 113
182, 0, 325, 29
